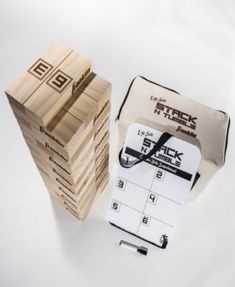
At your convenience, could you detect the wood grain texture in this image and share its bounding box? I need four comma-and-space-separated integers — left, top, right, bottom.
24, 51, 92, 126
6, 43, 111, 221
6, 43, 73, 104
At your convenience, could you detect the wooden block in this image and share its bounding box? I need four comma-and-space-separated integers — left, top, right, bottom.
24, 51, 91, 126
6, 43, 73, 106
79, 168, 109, 220
95, 144, 109, 169
15, 113, 95, 177
24, 130, 98, 199
94, 100, 111, 131
6, 43, 92, 127
77, 72, 111, 110
47, 171, 102, 221
55, 170, 96, 209
34, 152, 97, 210
11, 74, 110, 163
6, 43, 112, 220
17, 117, 95, 190
95, 131, 109, 156
18, 114, 109, 187
50, 146, 95, 185
97, 171, 109, 193
96, 166, 109, 192
54, 159, 96, 197
94, 115, 110, 145
12, 104, 41, 130
96, 155, 109, 180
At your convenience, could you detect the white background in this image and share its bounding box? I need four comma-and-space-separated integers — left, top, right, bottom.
1, 1, 235, 286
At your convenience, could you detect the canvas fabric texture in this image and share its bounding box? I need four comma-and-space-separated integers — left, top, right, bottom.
116, 76, 230, 199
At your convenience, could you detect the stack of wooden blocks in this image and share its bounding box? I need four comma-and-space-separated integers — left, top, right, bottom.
5, 43, 111, 220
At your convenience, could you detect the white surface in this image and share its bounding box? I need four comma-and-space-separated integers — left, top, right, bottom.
0, 1, 235, 286
108, 123, 201, 246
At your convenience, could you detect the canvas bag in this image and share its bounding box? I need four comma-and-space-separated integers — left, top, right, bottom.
116, 76, 230, 199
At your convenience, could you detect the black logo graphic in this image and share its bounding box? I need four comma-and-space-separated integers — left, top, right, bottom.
159, 234, 168, 249
47, 70, 72, 93
28, 58, 53, 80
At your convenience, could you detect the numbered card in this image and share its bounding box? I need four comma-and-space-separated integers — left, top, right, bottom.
107, 122, 201, 248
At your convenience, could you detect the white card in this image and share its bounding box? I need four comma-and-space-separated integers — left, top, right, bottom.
107, 122, 201, 248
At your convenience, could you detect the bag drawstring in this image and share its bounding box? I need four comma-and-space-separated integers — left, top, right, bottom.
119, 132, 172, 168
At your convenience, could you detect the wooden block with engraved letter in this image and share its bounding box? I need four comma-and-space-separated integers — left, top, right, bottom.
5, 43, 111, 221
